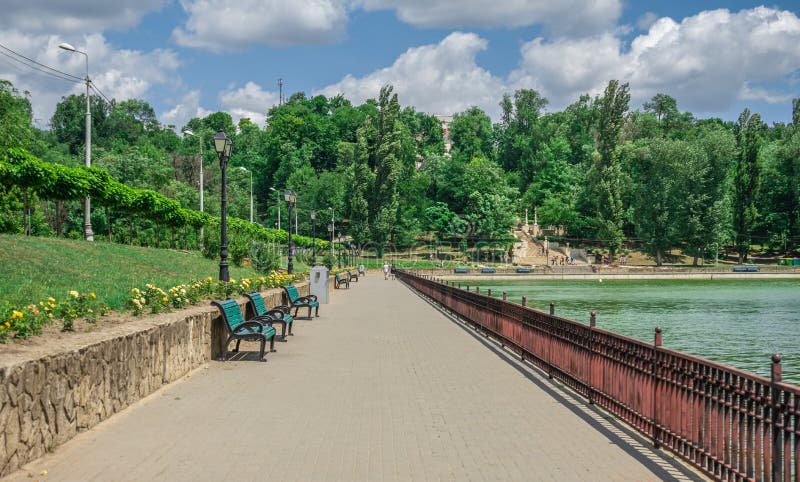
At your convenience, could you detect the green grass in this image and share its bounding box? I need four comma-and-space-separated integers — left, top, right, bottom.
0, 234, 261, 310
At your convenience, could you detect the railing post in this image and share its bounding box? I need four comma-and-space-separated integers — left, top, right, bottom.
487, 288, 491, 297
770, 353, 783, 482
466, 285, 469, 292
521, 296, 527, 307
550, 302, 555, 315
653, 326, 662, 449
502, 292, 507, 301
588, 312, 596, 404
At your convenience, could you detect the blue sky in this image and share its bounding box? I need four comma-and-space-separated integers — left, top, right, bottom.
1, 1, 799, 130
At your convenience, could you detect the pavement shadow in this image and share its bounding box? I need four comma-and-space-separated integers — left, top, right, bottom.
402, 282, 707, 482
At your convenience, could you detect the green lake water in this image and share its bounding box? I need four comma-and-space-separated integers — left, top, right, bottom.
472, 279, 800, 385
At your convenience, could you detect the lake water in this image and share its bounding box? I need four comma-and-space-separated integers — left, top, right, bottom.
472, 279, 800, 385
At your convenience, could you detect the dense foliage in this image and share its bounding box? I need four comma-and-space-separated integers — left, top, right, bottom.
1, 77, 799, 265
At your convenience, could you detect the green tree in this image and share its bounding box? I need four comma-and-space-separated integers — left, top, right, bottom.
0, 80, 34, 154
732, 108, 763, 263
588, 80, 630, 259
449, 106, 494, 163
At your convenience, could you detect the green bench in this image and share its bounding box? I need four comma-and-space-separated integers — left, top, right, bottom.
282, 285, 319, 318
211, 298, 276, 362
334, 272, 350, 289
347, 270, 359, 282
245, 292, 294, 341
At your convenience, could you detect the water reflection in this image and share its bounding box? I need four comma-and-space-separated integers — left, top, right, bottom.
476, 279, 800, 384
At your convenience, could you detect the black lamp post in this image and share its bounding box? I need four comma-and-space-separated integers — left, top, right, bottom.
284, 189, 297, 274
327, 223, 333, 270
310, 210, 317, 266
213, 131, 233, 282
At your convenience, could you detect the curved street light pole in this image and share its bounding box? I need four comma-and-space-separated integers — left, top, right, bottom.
183, 129, 204, 249
59, 42, 93, 241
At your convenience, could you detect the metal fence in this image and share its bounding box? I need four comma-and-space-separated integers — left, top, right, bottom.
398, 270, 799, 482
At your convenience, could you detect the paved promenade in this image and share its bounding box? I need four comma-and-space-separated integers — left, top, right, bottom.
5, 276, 704, 481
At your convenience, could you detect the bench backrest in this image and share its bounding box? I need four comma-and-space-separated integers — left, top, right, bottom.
214, 299, 245, 332
454, 267, 469, 273
335, 273, 343, 280
284, 285, 300, 302
247, 292, 268, 316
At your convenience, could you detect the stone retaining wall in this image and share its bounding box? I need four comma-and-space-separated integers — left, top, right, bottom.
0, 283, 308, 476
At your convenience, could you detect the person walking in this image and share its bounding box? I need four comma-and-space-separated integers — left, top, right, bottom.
383, 262, 389, 280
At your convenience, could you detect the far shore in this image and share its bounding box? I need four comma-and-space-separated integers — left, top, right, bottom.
407, 268, 800, 281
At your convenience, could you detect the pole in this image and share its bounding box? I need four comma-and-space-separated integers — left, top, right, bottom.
277, 191, 281, 231
249, 170, 253, 223
287, 201, 294, 274
219, 151, 229, 282
199, 139, 204, 249
83, 52, 93, 241
312, 215, 317, 266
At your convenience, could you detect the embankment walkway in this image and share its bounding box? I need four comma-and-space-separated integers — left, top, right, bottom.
4, 277, 704, 481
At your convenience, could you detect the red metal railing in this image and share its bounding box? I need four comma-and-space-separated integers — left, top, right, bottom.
399, 271, 799, 482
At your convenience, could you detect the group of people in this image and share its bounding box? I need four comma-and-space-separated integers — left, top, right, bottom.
551, 255, 575, 265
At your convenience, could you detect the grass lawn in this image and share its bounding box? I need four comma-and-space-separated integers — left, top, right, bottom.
0, 234, 261, 310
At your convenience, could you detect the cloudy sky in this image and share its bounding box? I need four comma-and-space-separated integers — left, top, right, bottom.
1, 1, 799, 130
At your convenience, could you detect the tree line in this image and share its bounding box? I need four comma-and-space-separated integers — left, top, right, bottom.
1, 77, 798, 265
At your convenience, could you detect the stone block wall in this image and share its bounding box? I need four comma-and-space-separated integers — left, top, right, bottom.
0, 283, 308, 476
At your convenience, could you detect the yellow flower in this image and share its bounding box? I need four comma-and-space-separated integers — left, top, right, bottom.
11, 311, 23, 319
47, 297, 56, 303
90, 292, 96, 299
162, 296, 169, 303
4, 321, 10, 328
69, 290, 79, 298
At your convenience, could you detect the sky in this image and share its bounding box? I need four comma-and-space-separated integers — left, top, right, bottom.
1, 0, 799, 131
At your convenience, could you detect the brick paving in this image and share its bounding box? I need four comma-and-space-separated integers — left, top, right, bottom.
5, 276, 705, 481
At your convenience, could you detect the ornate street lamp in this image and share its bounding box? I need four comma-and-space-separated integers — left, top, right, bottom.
310, 210, 317, 266
213, 131, 233, 282
284, 189, 297, 274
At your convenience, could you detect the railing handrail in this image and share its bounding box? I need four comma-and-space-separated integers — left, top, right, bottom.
398, 270, 799, 482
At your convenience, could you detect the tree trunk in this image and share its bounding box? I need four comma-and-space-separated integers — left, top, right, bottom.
129, 213, 134, 245
56, 200, 63, 237
22, 188, 29, 236
656, 248, 663, 267
171, 226, 176, 249
106, 206, 112, 242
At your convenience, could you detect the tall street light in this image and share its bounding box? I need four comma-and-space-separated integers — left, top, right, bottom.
269, 187, 281, 230
328, 207, 335, 270
58, 42, 93, 241
238, 167, 253, 223
213, 131, 233, 282
182, 129, 204, 248
310, 210, 317, 266
284, 190, 297, 274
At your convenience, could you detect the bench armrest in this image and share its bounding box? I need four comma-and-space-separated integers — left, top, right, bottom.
296, 294, 317, 303
233, 320, 271, 334
271, 305, 291, 314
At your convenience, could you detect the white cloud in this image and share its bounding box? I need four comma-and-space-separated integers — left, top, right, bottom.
219, 82, 281, 127
161, 90, 212, 130
509, 7, 800, 113
173, 0, 348, 52
316, 32, 506, 117
353, 0, 622, 35
0, 0, 165, 33
0, 31, 181, 127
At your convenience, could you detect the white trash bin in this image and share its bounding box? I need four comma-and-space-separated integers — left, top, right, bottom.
310, 265, 330, 304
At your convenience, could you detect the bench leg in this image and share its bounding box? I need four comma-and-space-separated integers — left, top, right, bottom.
234, 339, 241, 353
259, 338, 267, 362
277, 321, 288, 341
314, 305, 319, 317
269, 337, 276, 353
